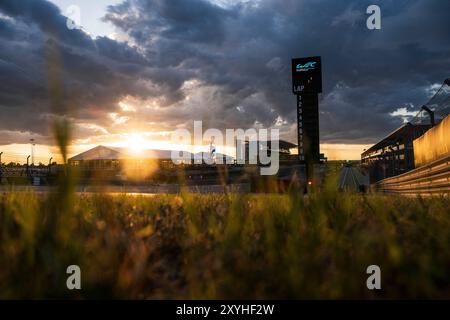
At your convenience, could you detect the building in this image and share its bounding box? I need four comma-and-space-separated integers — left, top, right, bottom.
68, 145, 235, 169
361, 123, 431, 182
235, 139, 298, 164
192, 152, 234, 165
362, 77, 450, 183
68, 145, 183, 169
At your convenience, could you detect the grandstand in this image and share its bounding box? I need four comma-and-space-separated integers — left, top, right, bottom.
362, 78, 450, 182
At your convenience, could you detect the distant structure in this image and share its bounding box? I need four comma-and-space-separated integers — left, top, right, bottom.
291, 56, 323, 165
30, 138, 35, 166
361, 123, 431, 182
68, 145, 234, 185
362, 77, 450, 183
68, 145, 233, 169
209, 137, 216, 163
235, 139, 298, 164
69, 146, 175, 169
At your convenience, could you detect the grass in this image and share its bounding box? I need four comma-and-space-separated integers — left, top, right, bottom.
1, 186, 449, 299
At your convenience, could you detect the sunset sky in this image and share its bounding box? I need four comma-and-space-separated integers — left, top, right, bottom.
0, 0, 449, 163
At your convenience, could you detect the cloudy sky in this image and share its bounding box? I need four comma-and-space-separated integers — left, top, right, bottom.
0, 0, 449, 162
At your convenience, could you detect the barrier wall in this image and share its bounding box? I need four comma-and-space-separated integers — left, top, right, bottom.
414, 114, 450, 167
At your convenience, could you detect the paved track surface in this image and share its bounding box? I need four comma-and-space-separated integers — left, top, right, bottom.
338, 166, 369, 192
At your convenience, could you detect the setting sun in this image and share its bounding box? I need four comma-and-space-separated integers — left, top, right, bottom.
126, 133, 146, 153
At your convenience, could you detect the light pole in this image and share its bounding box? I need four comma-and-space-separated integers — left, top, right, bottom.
26, 155, 31, 174
48, 157, 53, 173
0, 152, 3, 181
30, 139, 35, 166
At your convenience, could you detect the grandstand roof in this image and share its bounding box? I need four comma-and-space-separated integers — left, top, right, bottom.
362, 123, 431, 157
69, 145, 234, 162
69, 145, 187, 161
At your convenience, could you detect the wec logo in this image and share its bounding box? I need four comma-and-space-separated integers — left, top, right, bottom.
296, 61, 316, 71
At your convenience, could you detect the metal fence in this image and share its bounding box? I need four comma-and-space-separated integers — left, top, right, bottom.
376, 154, 450, 195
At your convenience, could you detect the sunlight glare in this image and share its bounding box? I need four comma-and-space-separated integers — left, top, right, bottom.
126, 133, 146, 153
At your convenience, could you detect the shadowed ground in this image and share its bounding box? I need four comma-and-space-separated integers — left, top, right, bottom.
0, 189, 449, 299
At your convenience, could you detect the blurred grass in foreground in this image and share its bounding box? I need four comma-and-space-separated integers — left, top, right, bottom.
0, 189, 449, 299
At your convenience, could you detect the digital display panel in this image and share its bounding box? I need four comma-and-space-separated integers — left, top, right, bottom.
292, 56, 322, 94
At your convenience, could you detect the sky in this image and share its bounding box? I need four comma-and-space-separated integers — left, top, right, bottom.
48, 0, 122, 38
0, 0, 449, 163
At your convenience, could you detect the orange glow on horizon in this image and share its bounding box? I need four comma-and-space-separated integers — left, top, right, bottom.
0, 140, 371, 164
320, 143, 371, 161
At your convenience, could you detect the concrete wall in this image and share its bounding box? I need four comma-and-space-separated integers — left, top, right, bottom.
414, 114, 450, 167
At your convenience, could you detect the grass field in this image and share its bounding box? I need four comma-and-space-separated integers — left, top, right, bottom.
1, 183, 449, 299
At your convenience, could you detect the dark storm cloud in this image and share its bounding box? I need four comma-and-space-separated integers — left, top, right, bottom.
100, 0, 450, 143
0, 0, 449, 146
0, 0, 162, 141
